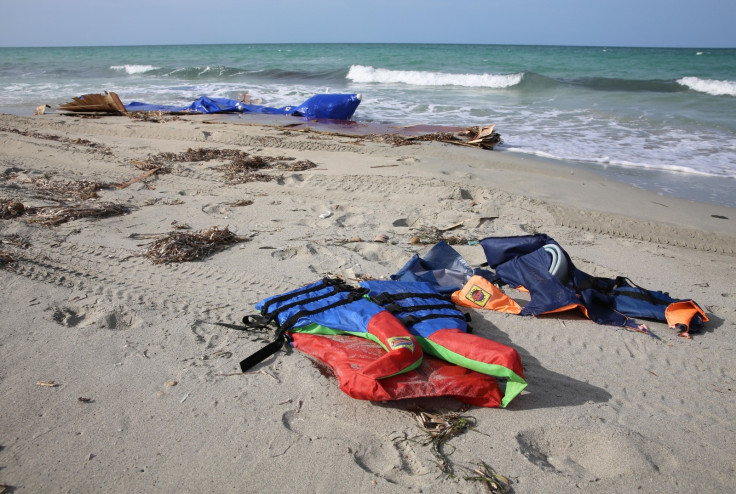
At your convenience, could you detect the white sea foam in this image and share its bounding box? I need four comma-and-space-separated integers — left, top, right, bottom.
677, 76, 736, 97
110, 65, 159, 75
346, 65, 523, 88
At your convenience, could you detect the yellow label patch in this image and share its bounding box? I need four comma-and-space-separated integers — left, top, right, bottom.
387, 336, 415, 353
465, 284, 491, 308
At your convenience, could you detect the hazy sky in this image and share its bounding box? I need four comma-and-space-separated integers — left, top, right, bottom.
1, 0, 734, 48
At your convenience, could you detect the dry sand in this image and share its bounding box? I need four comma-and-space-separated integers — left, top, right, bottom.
1, 112, 735, 493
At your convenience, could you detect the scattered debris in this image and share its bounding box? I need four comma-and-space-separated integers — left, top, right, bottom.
117, 167, 162, 189
412, 226, 469, 245
373, 233, 389, 243
127, 111, 182, 123
237, 92, 263, 105
164, 380, 178, 387
1, 199, 26, 219
1, 234, 31, 248
409, 408, 478, 477
463, 461, 511, 493
35, 104, 51, 115
134, 147, 317, 184
218, 154, 316, 184
229, 199, 254, 207
141, 226, 248, 264
25, 202, 131, 226
0, 251, 16, 270
78, 397, 94, 403
361, 124, 503, 150
170, 221, 191, 230
59, 91, 127, 115
0, 126, 109, 151
461, 125, 503, 150
36, 380, 60, 387
319, 211, 333, 219
24, 177, 112, 201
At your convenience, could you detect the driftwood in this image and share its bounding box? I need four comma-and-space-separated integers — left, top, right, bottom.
59, 91, 127, 115
363, 124, 503, 150
117, 167, 162, 189
459, 124, 502, 150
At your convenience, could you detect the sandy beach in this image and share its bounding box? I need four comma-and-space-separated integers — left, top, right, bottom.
1, 112, 735, 493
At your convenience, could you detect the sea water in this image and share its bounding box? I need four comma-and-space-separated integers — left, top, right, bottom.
1, 43, 734, 206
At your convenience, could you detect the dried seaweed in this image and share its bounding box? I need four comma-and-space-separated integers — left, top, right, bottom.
463, 462, 511, 493
133, 147, 316, 183
410, 408, 477, 477
25, 202, 131, 226
412, 226, 469, 245
216, 153, 316, 184
0, 126, 110, 151
141, 226, 247, 264
1, 199, 26, 219
27, 177, 112, 201
0, 251, 15, 270
127, 111, 182, 123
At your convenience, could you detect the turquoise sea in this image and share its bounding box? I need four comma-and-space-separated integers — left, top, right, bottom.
1, 43, 735, 206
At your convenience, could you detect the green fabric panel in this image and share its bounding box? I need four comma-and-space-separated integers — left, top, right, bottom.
294, 322, 386, 350
416, 337, 527, 408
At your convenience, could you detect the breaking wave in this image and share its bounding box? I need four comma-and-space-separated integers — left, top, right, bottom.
346, 65, 524, 88
110, 64, 159, 75
677, 76, 736, 97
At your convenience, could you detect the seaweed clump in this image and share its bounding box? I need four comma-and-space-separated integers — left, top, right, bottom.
141, 226, 247, 264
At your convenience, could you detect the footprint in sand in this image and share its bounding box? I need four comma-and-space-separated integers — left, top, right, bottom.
516, 424, 676, 481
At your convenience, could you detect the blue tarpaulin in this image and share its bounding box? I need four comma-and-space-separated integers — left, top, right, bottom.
124, 93, 361, 120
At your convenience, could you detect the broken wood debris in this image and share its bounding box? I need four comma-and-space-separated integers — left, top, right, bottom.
59, 91, 127, 115
362, 124, 503, 150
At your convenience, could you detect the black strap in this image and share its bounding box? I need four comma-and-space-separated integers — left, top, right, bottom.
276, 288, 368, 334
370, 291, 450, 306
237, 287, 368, 372
264, 283, 355, 321
400, 312, 468, 327
239, 337, 287, 372
259, 278, 345, 315
383, 301, 458, 315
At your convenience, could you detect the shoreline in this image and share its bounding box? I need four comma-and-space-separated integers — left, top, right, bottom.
2, 105, 734, 208
1, 113, 735, 493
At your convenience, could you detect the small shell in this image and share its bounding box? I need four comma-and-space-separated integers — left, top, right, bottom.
409, 236, 421, 245
350, 236, 362, 242
373, 233, 389, 243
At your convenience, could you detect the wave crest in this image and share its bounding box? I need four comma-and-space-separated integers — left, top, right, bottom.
346, 65, 523, 88
110, 64, 159, 75
677, 76, 736, 97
